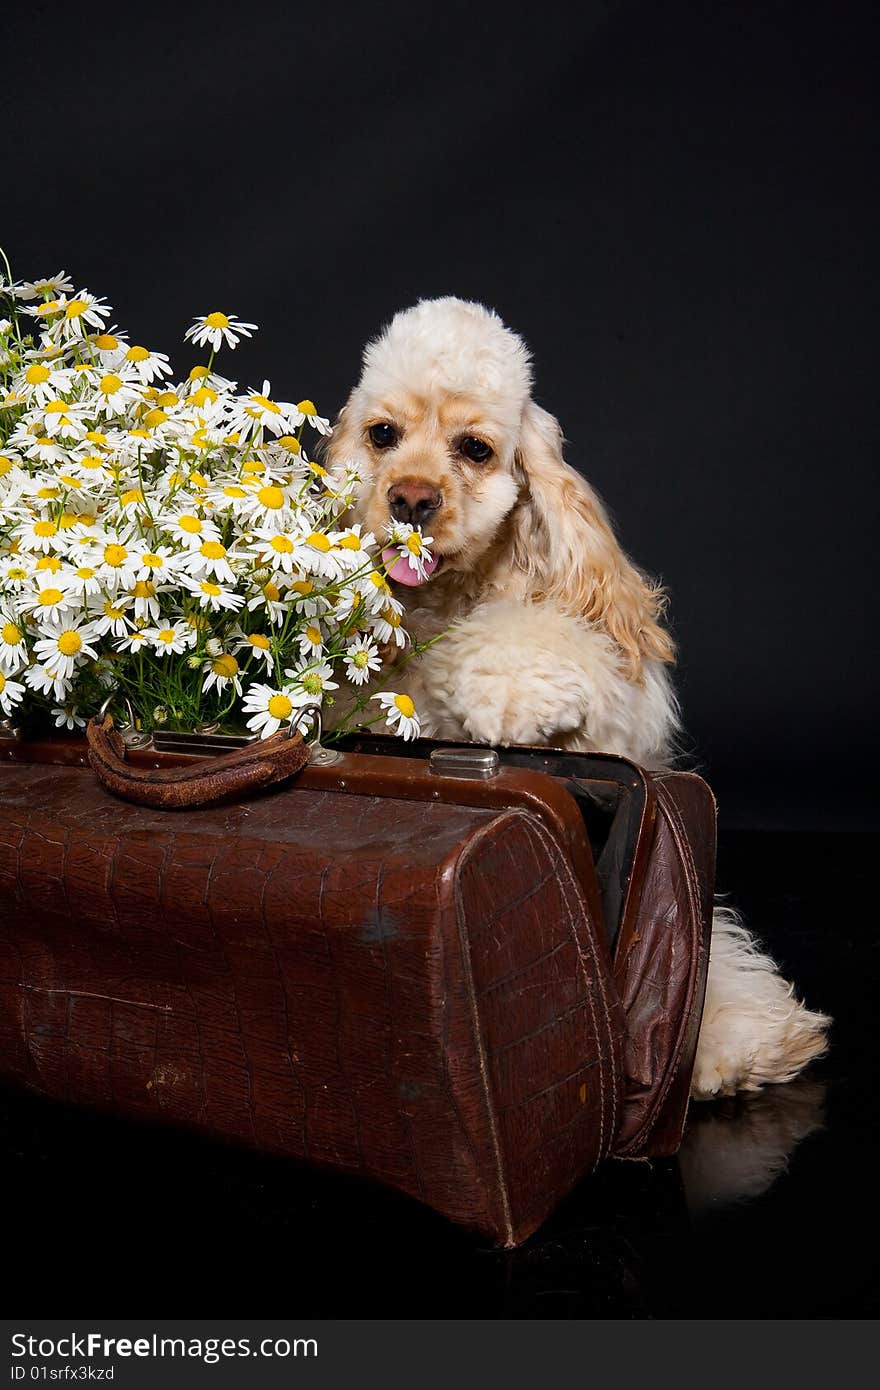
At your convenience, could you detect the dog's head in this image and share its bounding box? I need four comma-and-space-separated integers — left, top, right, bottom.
326, 296, 674, 677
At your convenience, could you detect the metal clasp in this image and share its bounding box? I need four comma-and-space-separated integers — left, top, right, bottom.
429, 747, 500, 780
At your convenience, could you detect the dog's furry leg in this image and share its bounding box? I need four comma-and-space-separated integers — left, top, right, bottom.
410, 598, 679, 766
691, 905, 830, 1099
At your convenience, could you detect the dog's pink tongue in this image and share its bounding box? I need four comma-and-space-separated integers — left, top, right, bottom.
382, 546, 439, 587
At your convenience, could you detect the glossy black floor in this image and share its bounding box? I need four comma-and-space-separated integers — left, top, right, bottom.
2, 831, 876, 1318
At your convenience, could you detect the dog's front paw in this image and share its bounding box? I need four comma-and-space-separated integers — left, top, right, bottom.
455, 669, 587, 747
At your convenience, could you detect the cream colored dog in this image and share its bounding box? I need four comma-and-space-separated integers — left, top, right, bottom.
327, 296, 829, 1099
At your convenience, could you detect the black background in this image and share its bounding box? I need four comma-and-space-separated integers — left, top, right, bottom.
3, 0, 877, 827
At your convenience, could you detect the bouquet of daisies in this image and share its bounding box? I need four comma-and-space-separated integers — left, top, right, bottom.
0, 253, 431, 743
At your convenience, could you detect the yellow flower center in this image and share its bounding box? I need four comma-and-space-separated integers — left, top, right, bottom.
306, 532, 330, 552
370, 571, 390, 592
126, 346, 150, 362
103, 602, 126, 619
99, 373, 122, 395
205, 312, 229, 329
189, 471, 209, 488
406, 534, 422, 555
0, 456, 13, 476
305, 625, 322, 646
270, 535, 293, 553
80, 455, 103, 470
292, 580, 313, 595
36, 555, 62, 572
394, 694, 415, 718
278, 435, 301, 454
65, 299, 89, 319
104, 543, 127, 567
263, 581, 280, 602
37, 487, 60, 500
76, 567, 95, 579
132, 581, 155, 598
211, 653, 238, 677
141, 553, 163, 568
222, 485, 247, 498
143, 408, 168, 428
0, 672, 5, 693
58, 475, 81, 489
33, 520, 58, 537
37, 300, 61, 316
248, 633, 271, 649
178, 515, 202, 534
94, 334, 118, 350
25, 363, 51, 384
309, 461, 328, 478
336, 533, 361, 550
297, 400, 316, 415
352, 651, 369, 669
188, 386, 217, 408
59, 513, 79, 530
267, 693, 293, 720
85, 431, 108, 445
257, 485, 284, 510
2, 622, 22, 645
382, 606, 402, 627
120, 489, 144, 506
156, 391, 178, 408
200, 540, 226, 559
38, 587, 63, 606
157, 627, 177, 645
200, 581, 222, 596
7, 566, 27, 580
301, 672, 323, 696
57, 630, 82, 656
251, 394, 280, 415
242, 458, 264, 474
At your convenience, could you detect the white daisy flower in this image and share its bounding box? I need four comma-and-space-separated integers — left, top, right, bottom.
22, 435, 66, 467
370, 596, 407, 648
16, 271, 75, 301
93, 368, 143, 415
371, 691, 421, 741
122, 344, 173, 384
0, 612, 28, 673
16, 360, 75, 405
233, 629, 275, 675
343, 636, 381, 686
114, 628, 152, 654
287, 577, 328, 618
201, 652, 243, 696
23, 662, 71, 703
297, 399, 332, 435
0, 669, 27, 716
96, 537, 141, 589
282, 659, 339, 705
131, 544, 181, 582
165, 509, 222, 550
247, 528, 302, 574
296, 621, 325, 659
181, 576, 245, 613
90, 595, 134, 639
227, 381, 301, 441
52, 706, 86, 731
184, 312, 257, 352
178, 539, 236, 584
54, 291, 113, 339
27, 579, 78, 623
67, 562, 103, 598
128, 580, 165, 623
242, 683, 300, 739
17, 515, 65, 554
145, 621, 193, 655
0, 555, 33, 589
244, 576, 291, 626
41, 397, 86, 440
34, 619, 100, 680
383, 522, 436, 583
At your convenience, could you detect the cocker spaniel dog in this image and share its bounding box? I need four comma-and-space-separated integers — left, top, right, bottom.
326, 296, 829, 1099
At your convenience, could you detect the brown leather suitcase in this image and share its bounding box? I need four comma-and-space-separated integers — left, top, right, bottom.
0, 725, 715, 1246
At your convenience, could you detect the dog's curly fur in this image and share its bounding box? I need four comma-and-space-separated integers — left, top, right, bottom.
327, 296, 830, 1098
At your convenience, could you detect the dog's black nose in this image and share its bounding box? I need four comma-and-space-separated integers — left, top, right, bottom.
387, 481, 442, 527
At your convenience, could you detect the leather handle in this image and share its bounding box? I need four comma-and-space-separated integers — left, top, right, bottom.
86, 714, 311, 810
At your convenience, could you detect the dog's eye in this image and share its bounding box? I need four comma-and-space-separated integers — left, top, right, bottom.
460, 436, 492, 463
369, 422, 398, 449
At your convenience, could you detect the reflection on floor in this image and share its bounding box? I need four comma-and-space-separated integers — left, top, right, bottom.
1, 831, 876, 1316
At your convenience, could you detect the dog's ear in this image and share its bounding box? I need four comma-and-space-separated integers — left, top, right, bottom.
511, 400, 675, 680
